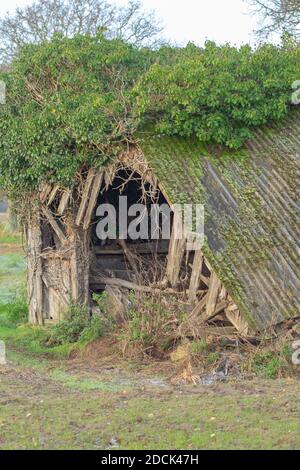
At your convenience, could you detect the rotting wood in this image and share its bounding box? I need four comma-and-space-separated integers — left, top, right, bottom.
76, 168, 96, 226
166, 211, 186, 287
91, 275, 201, 296
40, 183, 52, 203
190, 293, 208, 318
188, 250, 204, 302
26, 216, 43, 325
47, 185, 60, 206
83, 171, 103, 230
225, 304, 250, 337
205, 272, 221, 320
199, 274, 210, 287
57, 190, 71, 216
42, 206, 66, 245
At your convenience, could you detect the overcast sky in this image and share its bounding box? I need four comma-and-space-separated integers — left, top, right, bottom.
0, 0, 261, 46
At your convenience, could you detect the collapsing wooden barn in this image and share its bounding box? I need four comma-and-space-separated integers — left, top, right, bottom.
26, 109, 300, 334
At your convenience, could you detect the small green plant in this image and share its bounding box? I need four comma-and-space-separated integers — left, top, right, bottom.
190, 339, 208, 355
250, 342, 294, 379
50, 303, 90, 344
0, 291, 28, 327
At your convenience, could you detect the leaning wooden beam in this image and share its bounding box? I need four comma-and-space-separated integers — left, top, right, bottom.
205, 272, 221, 320
57, 189, 71, 216
76, 168, 96, 226
42, 206, 66, 244
190, 293, 208, 318
188, 250, 204, 302
47, 184, 60, 206
40, 183, 52, 203
92, 275, 198, 296
83, 171, 103, 230
225, 304, 250, 337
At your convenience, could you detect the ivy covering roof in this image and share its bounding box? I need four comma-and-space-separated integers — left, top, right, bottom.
138, 108, 300, 329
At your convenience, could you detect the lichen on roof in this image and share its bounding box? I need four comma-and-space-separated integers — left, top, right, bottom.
139, 109, 300, 330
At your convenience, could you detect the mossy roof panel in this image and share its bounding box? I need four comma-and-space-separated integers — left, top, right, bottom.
138, 109, 300, 330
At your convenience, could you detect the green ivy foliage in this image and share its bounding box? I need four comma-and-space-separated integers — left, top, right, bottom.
134, 41, 300, 148
0, 36, 300, 198
0, 33, 154, 194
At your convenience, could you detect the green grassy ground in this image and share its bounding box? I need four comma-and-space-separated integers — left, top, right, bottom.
1, 229, 300, 450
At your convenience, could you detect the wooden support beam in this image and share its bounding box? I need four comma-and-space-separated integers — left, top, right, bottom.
42, 206, 66, 245
40, 183, 52, 203
188, 250, 204, 302
166, 211, 186, 287
93, 241, 169, 256
91, 275, 200, 296
205, 272, 221, 320
225, 304, 250, 337
57, 190, 71, 216
83, 172, 103, 230
76, 168, 96, 226
47, 185, 60, 206
190, 293, 208, 318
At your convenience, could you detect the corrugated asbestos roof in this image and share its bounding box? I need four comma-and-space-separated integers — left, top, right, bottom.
138, 109, 300, 330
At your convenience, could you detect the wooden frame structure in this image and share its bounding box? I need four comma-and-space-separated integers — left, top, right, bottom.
26, 150, 250, 336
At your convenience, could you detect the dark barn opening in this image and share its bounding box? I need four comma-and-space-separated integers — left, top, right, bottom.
89, 168, 171, 298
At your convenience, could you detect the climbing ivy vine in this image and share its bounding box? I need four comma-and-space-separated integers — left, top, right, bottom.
0, 34, 300, 199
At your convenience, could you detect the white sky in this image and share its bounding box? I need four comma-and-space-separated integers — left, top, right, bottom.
0, 0, 261, 46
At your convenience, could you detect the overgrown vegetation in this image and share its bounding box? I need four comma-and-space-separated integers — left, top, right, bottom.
1, 34, 300, 199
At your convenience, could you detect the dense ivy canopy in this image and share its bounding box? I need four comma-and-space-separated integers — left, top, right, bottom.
0, 34, 154, 194
0, 34, 300, 197
134, 41, 300, 148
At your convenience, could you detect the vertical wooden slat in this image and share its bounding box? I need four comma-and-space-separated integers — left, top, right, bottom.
83, 172, 103, 230
205, 272, 221, 319
166, 211, 186, 287
57, 189, 71, 216
27, 214, 43, 325
76, 169, 96, 226
188, 250, 203, 302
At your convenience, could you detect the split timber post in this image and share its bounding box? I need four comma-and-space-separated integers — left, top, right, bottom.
26, 212, 43, 325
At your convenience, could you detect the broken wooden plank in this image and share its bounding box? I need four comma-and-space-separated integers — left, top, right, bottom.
190, 293, 208, 318
76, 168, 96, 226
42, 206, 66, 245
225, 305, 250, 337
57, 189, 71, 216
205, 272, 221, 320
83, 171, 103, 230
188, 250, 204, 302
47, 185, 60, 206
40, 183, 52, 203
91, 275, 196, 296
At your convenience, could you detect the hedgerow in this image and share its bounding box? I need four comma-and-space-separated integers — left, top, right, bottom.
0, 35, 299, 198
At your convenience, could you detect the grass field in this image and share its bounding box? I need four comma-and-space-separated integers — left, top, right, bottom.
0, 224, 300, 450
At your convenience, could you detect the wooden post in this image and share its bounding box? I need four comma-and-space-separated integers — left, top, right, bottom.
26, 212, 44, 325
188, 250, 203, 302
166, 210, 186, 287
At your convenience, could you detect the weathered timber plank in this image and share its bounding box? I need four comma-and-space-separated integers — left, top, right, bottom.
188, 250, 204, 302
83, 172, 103, 230
42, 206, 66, 244
57, 190, 71, 216
166, 211, 186, 286
47, 185, 60, 206
205, 272, 221, 319
76, 168, 96, 226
